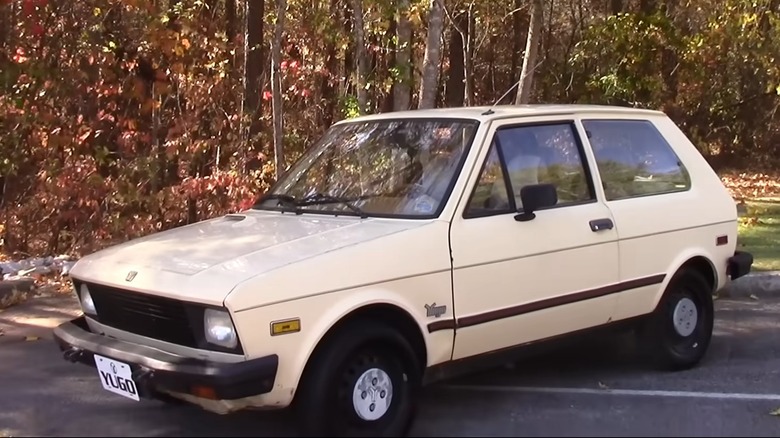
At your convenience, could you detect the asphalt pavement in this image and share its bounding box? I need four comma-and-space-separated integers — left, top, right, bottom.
1, 295, 780, 437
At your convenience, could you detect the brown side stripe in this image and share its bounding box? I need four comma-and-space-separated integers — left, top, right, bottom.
427, 274, 666, 333
427, 319, 456, 333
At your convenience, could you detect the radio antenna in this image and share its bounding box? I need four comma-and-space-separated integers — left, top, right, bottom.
482, 78, 523, 115
481, 59, 545, 116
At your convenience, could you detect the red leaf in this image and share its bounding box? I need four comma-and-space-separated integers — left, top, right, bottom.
22, 0, 34, 15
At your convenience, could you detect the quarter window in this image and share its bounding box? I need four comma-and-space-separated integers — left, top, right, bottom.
465, 122, 595, 217
582, 119, 691, 201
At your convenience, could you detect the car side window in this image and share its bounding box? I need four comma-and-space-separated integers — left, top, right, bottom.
464, 141, 513, 217
465, 122, 595, 217
582, 119, 691, 201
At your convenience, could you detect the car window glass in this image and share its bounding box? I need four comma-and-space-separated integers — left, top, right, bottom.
259, 119, 479, 218
582, 119, 691, 201
465, 122, 594, 217
465, 143, 512, 215
497, 123, 594, 210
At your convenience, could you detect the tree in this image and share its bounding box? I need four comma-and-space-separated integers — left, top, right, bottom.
353, 0, 369, 114
392, 0, 412, 111
271, 0, 287, 178
244, 0, 265, 148
418, 0, 445, 109
514, 0, 543, 105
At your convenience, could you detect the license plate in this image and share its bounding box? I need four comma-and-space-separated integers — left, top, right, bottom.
93, 354, 140, 401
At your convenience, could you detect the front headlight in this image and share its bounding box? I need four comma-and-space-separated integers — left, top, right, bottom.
79, 284, 97, 316
204, 308, 237, 349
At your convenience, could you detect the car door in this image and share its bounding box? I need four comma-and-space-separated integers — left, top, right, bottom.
579, 116, 705, 321
448, 117, 621, 360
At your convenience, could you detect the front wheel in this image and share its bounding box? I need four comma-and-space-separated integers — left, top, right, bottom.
295, 323, 421, 437
640, 268, 715, 371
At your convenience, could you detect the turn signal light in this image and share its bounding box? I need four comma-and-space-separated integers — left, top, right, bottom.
271, 318, 301, 336
191, 385, 218, 400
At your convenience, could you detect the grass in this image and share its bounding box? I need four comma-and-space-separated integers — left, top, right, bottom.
738, 198, 780, 272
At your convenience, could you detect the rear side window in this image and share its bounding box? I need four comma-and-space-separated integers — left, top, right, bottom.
582, 119, 691, 201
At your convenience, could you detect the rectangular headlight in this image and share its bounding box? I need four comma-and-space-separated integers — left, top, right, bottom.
203, 308, 238, 349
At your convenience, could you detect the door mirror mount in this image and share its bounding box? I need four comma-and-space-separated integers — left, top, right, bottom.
514, 183, 558, 222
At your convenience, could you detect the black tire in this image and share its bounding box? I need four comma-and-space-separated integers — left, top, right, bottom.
294, 321, 422, 437
640, 268, 714, 371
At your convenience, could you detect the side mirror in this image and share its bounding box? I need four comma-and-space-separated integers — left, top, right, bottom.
514, 183, 558, 222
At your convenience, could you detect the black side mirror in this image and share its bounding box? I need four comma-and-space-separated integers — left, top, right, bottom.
514, 183, 558, 222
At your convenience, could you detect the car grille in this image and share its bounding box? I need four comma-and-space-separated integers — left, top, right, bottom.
76, 280, 200, 349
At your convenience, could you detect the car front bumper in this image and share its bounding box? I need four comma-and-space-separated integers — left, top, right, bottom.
53, 316, 278, 402
727, 250, 753, 280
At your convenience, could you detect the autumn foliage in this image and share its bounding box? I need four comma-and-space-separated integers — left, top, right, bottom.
1, 0, 779, 258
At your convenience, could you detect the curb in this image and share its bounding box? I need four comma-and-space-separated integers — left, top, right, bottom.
718, 271, 780, 298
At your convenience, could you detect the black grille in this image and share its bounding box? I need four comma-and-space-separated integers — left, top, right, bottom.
78, 281, 200, 349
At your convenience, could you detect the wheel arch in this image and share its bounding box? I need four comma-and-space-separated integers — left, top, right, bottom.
653, 253, 718, 311
291, 301, 428, 401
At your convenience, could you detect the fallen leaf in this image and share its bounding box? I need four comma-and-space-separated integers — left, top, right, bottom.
598, 381, 610, 390
750, 294, 760, 300
770, 407, 780, 416
24, 335, 40, 342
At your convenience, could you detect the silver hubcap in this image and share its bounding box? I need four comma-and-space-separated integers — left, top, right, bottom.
352, 367, 393, 421
673, 297, 698, 337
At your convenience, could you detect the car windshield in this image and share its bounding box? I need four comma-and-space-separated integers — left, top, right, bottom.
254, 118, 480, 218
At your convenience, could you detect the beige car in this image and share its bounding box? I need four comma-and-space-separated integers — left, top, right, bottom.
54, 104, 753, 436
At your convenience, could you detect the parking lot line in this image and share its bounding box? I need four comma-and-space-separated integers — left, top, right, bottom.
442, 384, 780, 401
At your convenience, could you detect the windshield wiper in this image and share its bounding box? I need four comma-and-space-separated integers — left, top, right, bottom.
254, 193, 302, 214
299, 193, 369, 219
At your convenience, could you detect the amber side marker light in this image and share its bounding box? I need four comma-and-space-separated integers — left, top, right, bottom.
271, 318, 301, 336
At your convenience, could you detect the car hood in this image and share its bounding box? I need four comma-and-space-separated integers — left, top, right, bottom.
70, 210, 431, 305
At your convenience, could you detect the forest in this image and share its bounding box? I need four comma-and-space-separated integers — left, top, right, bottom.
1, 0, 779, 258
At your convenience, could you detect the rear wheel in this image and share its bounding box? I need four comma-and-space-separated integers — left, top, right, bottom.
640, 268, 714, 371
295, 322, 421, 437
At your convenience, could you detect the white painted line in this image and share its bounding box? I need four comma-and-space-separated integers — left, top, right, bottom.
442, 384, 780, 401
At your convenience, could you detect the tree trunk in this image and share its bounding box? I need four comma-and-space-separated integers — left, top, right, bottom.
510, 0, 528, 84
0, 0, 10, 52
514, 0, 543, 105
393, 0, 412, 111
383, 18, 398, 113
418, 0, 445, 109
445, 10, 466, 107
610, 0, 623, 15
271, 0, 287, 179
464, 3, 474, 105
245, 0, 265, 139
226, 0, 237, 43
353, 0, 369, 114
321, 0, 340, 126
342, 2, 354, 96
639, 0, 657, 15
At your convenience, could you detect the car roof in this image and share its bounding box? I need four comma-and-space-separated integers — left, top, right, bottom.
334, 104, 666, 125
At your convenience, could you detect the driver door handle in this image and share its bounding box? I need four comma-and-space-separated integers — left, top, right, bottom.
589, 218, 614, 232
